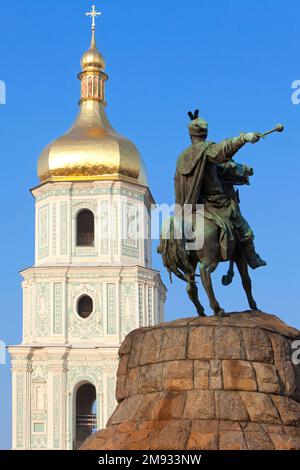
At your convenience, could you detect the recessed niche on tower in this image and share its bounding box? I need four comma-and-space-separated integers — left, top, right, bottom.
77, 295, 93, 319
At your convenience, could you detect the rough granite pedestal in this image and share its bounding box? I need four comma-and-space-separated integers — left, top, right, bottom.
81, 311, 300, 450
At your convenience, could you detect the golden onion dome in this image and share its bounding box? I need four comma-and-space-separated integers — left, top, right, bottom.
80, 30, 106, 71
37, 26, 148, 187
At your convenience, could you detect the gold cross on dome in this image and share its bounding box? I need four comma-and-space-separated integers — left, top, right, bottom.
86, 4, 101, 31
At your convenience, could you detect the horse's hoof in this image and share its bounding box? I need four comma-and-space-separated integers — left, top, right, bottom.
198, 312, 206, 317
222, 275, 233, 286
214, 308, 225, 317
196, 307, 206, 317
250, 304, 258, 311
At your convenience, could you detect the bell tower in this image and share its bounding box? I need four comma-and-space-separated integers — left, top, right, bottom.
9, 6, 166, 450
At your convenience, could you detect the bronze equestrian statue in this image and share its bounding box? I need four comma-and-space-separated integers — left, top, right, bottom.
158, 110, 283, 317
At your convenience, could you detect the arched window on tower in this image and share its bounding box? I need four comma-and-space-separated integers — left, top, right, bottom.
74, 382, 97, 450
76, 210, 95, 247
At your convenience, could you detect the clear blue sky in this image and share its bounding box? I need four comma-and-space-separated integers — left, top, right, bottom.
0, 0, 299, 449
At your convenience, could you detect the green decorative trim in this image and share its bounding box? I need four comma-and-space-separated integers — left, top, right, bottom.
36, 283, 50, 337
122, 203, 139, 259
36, 189, 70, 202
113, 202, 119, 256
107, 284, 116, 335
31, 412, 47, 421
100, 201, 109, 255
73, 246, 96, 257
68, 282, 102, 339
30, 284, 33, 337
53, 375, 61, 448
138, 285, 144, 327
122, 247, 140, 259
36, 187, 145, 203
26, 270, 157, 280
53, 202, 57, 256
24, 287, 28, 338
53, 282, 63, 335
120, 283, 136, 336
147, 286, 153, 327
38, 204, 49, 259
60, 202, 68, 256
107, 376, 116, 419
67, 390, 72, 450
16, 374, 24, 448
67, 366, 103, 391
30, 435, 47, 449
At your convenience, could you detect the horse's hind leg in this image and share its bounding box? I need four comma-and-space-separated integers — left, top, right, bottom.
186, 274, 206, 317
235, 253, 258, 310
200, 262, 225, 317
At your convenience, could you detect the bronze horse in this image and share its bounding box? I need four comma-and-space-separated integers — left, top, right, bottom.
158, 161, 258, 317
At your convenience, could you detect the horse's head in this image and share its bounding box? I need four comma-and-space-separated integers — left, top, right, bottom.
219, 160, 254, 186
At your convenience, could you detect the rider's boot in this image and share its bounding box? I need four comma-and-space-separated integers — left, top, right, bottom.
241, 238, 267, 270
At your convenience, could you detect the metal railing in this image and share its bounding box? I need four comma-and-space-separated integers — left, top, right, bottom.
76, 414, 97, 430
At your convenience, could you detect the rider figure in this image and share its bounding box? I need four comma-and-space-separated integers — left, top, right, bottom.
174, 110, 266, 269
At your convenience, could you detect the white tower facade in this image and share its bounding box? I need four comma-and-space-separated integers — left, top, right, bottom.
9, 9, 166, 450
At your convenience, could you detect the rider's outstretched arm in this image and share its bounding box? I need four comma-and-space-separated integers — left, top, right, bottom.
206, 132, 260, 164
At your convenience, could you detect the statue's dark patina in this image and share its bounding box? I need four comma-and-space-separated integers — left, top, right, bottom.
158, 110, 284, 316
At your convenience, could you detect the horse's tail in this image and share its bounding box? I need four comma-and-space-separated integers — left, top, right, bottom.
222, 260, 235, 286
157, 216, 196, 283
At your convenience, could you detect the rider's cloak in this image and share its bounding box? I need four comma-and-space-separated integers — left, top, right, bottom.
174, 141, 213, 209
174, 141, 235, 261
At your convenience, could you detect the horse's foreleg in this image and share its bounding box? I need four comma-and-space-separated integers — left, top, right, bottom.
222, 260, 235, 286
235, 254, 258, 311
186, 275, 206, 317
200, 262, 225, 316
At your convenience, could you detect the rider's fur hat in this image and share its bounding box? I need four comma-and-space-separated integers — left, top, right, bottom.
188, 110, 208, 137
